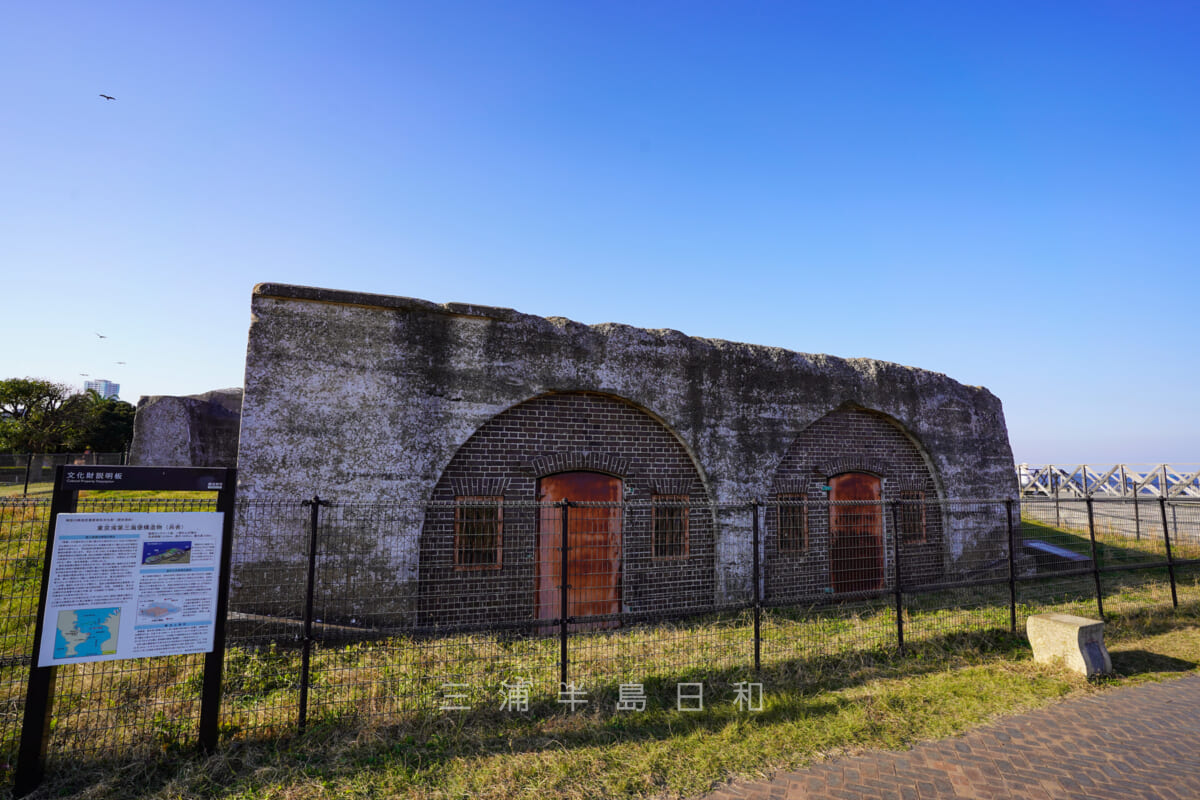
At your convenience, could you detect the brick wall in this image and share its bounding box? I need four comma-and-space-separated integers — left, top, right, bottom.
418, 392, 714, 629
765, 407, 944, 602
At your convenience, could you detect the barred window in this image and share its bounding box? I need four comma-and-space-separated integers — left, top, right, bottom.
777, 493, 807, 553
454, 497, 503, 569
652, 495, 688, 559
897, 490, 926, 542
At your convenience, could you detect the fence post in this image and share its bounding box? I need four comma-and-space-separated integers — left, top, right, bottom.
1053, 469, 1060, 528
13, 468, 76, 798
1006, 499, 1017, 633
1085, 497, 1105, 620
889, 500, 904, 655
198, 467, 238, 753
1132, 490, 1143, 541
298, 494, 325, 732
22, 453, 33, 497
559, 499, 570, 689
1158, 497, 1179, 609
752, 499, 761, 674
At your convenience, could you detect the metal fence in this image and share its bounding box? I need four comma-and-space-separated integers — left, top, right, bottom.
0, 494, 1198, 787
0, 453, 126, 496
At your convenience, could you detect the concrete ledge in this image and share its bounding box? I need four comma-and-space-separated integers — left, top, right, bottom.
1027, 613, 1112, 676
253, 282, 520, 320
1022, 539, 1092, 571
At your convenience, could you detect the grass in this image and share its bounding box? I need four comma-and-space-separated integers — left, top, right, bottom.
1021, 517, 1200, 564
0, 484, 53, 499
1, 502, 1198, 799
30, 603, 1200, 800
0, 483, 218, 500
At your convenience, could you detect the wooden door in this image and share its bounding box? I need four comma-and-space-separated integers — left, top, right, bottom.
829, 472, 884, 593
537, 472, 622, 629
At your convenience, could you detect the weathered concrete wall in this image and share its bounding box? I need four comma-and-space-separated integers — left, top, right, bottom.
129, 388, 242, 468
235, 284, 1017, 614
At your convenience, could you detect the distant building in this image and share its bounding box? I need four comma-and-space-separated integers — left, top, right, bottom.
84, 379, 120, 400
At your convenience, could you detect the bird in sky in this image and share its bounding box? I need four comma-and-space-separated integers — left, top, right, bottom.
115, 361, 126, 365
99, 94, 115, 100
95, 332, 107, 338
79, 373, 89, 377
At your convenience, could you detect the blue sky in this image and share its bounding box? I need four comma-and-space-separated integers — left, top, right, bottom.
2, 1, 1197, 464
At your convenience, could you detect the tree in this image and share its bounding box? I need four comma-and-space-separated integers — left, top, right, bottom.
67, 391, 136, 453
0, 379, 136, 454
0, 378, 80, 453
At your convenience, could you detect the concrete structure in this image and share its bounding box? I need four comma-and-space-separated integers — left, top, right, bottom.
1026, 613, 1112, 676
234, 283, 1018, 624
128, 388, 242, 468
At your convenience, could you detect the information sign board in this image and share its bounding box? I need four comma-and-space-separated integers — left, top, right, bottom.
36, 511, 225, 666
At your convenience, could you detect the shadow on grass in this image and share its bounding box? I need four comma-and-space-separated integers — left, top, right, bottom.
1110, 649, 1196, 677
1106, 598, 1200, 636
1021, 518, 1200, 565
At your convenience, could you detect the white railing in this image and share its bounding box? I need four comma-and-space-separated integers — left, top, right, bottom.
1017, 463, 1200, 499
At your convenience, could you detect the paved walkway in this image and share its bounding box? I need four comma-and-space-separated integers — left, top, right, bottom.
705, 673, 1200, 800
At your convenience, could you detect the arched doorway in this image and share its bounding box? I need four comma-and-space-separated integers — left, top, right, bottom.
829, 472, 884, 593
764, 406, 943, 603
537, 471, 622, 628
417, 391, 712, 629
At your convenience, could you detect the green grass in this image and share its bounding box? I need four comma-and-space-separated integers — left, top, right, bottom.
1021, 518, 1200, 564
0, 483, 218, 500
31, 603, 1200, 800
2, 507, 1198, 799
0, 483, 53, 499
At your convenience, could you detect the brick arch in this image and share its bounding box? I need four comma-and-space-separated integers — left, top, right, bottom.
417, 391, 714, 628
776, 405, 945, 499
424, 390, 714, 504
838, 404, 947, 502
524, 451, 631, 480
764, 405, 945, 602
816, 455, 889, 480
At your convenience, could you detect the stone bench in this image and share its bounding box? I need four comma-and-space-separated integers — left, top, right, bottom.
1026, 613, 1112, 677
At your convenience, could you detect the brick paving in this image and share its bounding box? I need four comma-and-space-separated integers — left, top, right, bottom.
704, 674, 1200, 800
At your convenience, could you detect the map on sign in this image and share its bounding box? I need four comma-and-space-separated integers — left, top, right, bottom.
38, 512, 225, 665
55, 608, 121, 659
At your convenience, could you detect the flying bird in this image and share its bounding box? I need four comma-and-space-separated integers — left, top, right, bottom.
79, 373, 89, 377
99, 94, 115, 100
115, 361, 126, 365
95, 332, 107, 338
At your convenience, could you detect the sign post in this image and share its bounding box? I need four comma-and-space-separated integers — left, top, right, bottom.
15, 466, 236, 797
